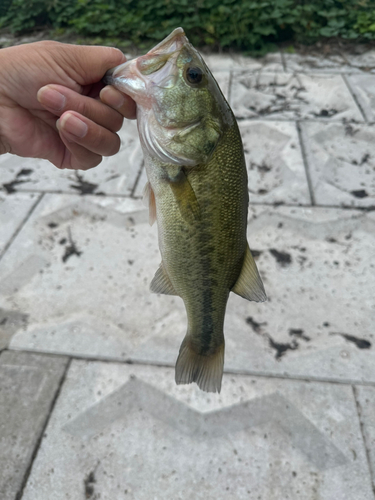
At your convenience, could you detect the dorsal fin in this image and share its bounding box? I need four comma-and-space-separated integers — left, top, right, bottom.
150, 263, 178, 295
231, 245, 267, 302
143, 181, 157, 226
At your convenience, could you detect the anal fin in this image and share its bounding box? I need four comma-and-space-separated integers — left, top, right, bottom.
150, 263, 178, 296
231, 245, 267, 302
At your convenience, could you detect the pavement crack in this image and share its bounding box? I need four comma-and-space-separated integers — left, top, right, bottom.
15, 357, 71, 500
352, 386, 375, 496
296, 120, 315, 205
0, 193, 44, 263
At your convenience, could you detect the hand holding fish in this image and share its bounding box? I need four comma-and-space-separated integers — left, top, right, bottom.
0, 41, 136, 169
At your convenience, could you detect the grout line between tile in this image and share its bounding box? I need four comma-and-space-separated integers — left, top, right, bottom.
0, 193, 44, 263
342, 74, 368, 123
352, 385, 375, 497
15, 357, 72, 500
6, 347, 375, 388
280, 51, 287, 72
296, 121, 315, 205
227, 70, 233, 105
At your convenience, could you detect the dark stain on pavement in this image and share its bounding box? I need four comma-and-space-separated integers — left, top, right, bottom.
84, 470, 96, 498
246, 316, 267, 333
251, 249, 263, 258
62, 227, 82, 263
332, 332, 371, 349
289, 328, 311, 342
313, 108, 338, 118
2, 168, 33, 193
269, 248, 292, 266
351, 189, 368, 198
70, 172, 102, 195
269, 336, 298, 359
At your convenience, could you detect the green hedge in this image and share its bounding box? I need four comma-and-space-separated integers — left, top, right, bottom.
1, 0, 375, 53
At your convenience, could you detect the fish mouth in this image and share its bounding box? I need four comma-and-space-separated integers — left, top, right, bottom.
104, 27, 189, 105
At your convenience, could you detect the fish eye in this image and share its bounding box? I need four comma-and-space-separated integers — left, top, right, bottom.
186, 66, 203, 85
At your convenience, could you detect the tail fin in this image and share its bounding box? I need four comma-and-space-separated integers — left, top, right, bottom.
175, 337, 224, 393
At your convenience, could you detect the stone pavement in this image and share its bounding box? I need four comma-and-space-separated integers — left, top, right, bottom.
1, 46, 375, 500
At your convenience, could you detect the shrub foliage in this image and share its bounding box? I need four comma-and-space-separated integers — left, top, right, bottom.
1, 0, 375, 52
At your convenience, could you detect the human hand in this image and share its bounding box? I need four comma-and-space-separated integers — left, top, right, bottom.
0, 41, 136, 170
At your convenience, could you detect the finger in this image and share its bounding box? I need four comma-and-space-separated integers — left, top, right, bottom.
58, 134, 103, 171
37, 84, 123, 133
100, 86, 137, 120
57, 111, 121, 157
63, 45, 127, 86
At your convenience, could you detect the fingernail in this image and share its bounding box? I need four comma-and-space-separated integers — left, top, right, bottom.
37, 87, 66, 111
60, 113, 88, 138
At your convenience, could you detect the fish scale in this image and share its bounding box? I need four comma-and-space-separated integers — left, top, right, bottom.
105, 27, 266, 392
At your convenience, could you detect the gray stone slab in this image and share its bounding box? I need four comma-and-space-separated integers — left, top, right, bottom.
0, 192, 39, 256
0, 350, 68, 500
347, 74, 375, 123
239, 120, 310, 204
355, 386, 375, 491
342, 50, 375, 74
0, 194, 161, 359
301, 122, 375, 207
230, 72, 363, 121
0, 120, 142, 196
2, 197, 375, 385
203, 52, 283, 72
21, 361, 374, 500
283, 51, 351, 73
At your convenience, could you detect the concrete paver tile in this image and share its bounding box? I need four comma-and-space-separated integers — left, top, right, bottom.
0, 121, 142, 196
230, 72, 363, 121
355, 386, 375, 491
301, 122, 375, 207
1, 197, 374, 384
0, 194, 157, 359
203, 52, 283, 72
239, 120, 310, 204
283, 52, 351, 73
0, 350, 68, 500
0, 192, 39, 255
347, 74, 375, 123
342, 50, 375, 74
21, 361, 374, 500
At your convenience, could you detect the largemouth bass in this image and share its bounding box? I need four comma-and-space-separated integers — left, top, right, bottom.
105, 27, 266, 392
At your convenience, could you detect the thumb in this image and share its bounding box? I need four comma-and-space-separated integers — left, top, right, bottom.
63, 45, 128, 86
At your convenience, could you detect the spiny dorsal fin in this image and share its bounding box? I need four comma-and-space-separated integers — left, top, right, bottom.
143, 181, 157, 226
231, 245, 267, 302
150, 263, 177, 295
168, 169, 200, 224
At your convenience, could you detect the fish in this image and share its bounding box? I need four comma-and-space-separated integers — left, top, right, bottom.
105, 27, 266, 393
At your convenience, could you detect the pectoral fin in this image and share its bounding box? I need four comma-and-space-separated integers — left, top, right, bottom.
150, 263, 178, 295
143, 181, 157, 226
232, 245, 267, 302
169, 169, 200, 224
